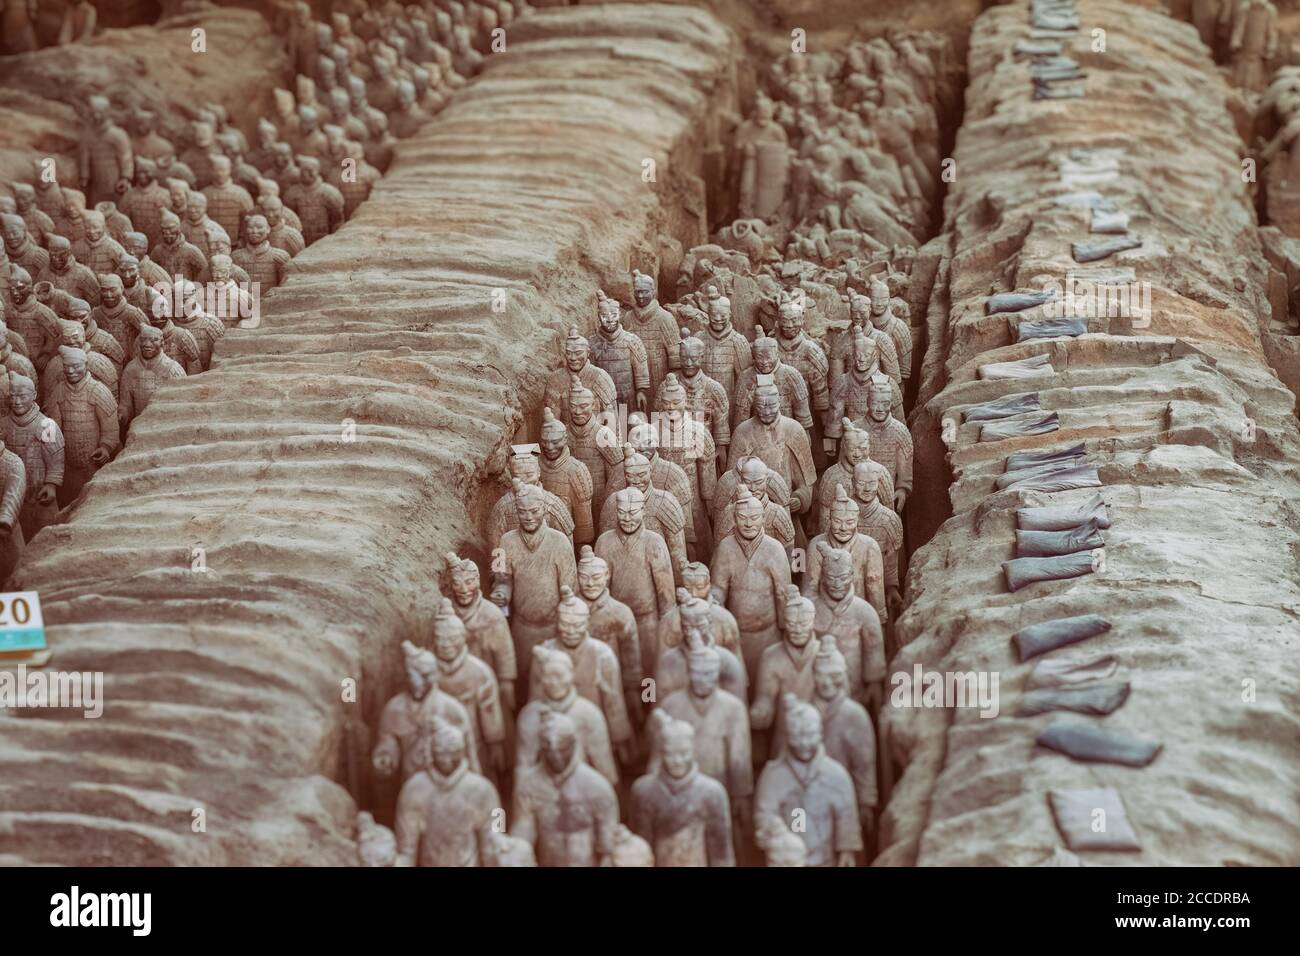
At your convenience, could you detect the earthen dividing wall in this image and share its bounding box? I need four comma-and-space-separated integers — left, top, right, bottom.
884, 0, 1300, 866
0, 3, 738, 865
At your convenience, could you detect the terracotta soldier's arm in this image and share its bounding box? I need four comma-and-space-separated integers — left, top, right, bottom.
851, 712, 879, 811
630, 336, 651, 411
79, 140, 92, 189
477, 674, 507, 747
861, 615, 886, 686
706, 786, 736, 866
95, 392, 121, 457
866, 542, 887, 621
594, 782, 620, 866
732, 378, 753, 430
392, 786, 426, 867
489, 570, 513, 610
486, 614, 517, 702
556, 541, 578, 594
112, 127, 135, 185
510, 788, 537, 849
709, 550, 731, 608
727, 707, 754, 797
711, 385, 731, 448
41, 419, 66, 489
789, 368, 813, 429
825, 381, 847, 439
769, 548, 793, 613
0, 457, 25, 532
598, 652, 632, 745
788, 430, 817, 514
650, 538, 675, 618
618, 615, 642, 692
629, 785, 655, 850
832, 787, 864, 863
371, 709, 402, 777
801, 540, 822, 597
895, 429, 915, 497
570, 466, 595, 547
118, 375, 137, 428
748, 657, 780, 731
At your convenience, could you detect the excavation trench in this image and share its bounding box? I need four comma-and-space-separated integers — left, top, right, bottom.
883, 0, 1300, 866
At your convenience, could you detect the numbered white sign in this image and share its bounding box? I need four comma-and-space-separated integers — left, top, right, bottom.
0, 592, 45, 653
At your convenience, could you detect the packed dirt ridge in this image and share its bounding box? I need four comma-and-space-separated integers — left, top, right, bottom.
885, 0, 1300, 866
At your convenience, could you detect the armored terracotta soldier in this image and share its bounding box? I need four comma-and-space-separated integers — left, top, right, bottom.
542, 327, 616, 427
588, 290, 650, 413
664, 330, 730, 467
700, 289, 752, 398
3, 213, 49, 280
95, 201, 132, 245
653, 642, 752, 831
233, 214, 292, 294
869, 278, 912, 385
538, 407, 595, 548
44, 316, 117, 401
179, 120, 220, 190
393, 718, 502, 867
0, 326, 34, 378
7, 266, 60, 373
326, 85, 370, 147
710, 486, 793, 677
751, 585, 821, 756
606, 418, 695, 553
598, 449, 687, 583
11, 184, 55, 247
593, 485, 676, 678
429, 598, 507, 785
656, 562, 743, 666
258, 197, 306, 257
117, 324, 184, 431
754, 695, 862, 867
812, 634, 877, 848
815, 418, 892, 536
487, 445, 574, 550
52, 186, 87, 247
324, 127, 379, 217
775, 297, 830, 450
511, 710, 620, 867
140, 294, 202, 375
489, 478, 578, 687
651, 377, 716, 557
710, 458, 791, 537
575, 544, 641, 719
729, 383, 817, 519
733, 332, 813, 437
809, 541, 885, 708
862, 374, 912, 511
74, 210, 125, 279
389, 78, 433, 138
3, 372, 62, 539
78, 95, 134, 206
624, 269, 680, 399
827, 329, 888, 444
285, 156, 345, 246
180, 193, 229, 266
712, 456, 796, 552
170, 280, 225, 369
31, 281, 72, 323
734, 93, 790, 221
73, 292, 125, 377
91, 273, 146, 358
0, 432, 22, 580
154, 153, 196, 190
30, 160, 64, 222
249, 116, 281, 173
655, 589, 747, 703
44, 345, 117, 504
631, 712, 736, 867
152, 210, 207, 283
516, 645, 618, 786
44, 236, 99, 307
201, 156, 255, 244
206, 254, 254, 326
444, 552, 517, 710
216, 133, 263, 197
111, 251, 150, 314
121, 235, 170, 290
834, 292, 899, 392
373, 642, 477, 783
853, 463, 904, 620
268, 144, 302, 200
563, 377, 621, 519
530, 586, 634, 757
806, 484, 886, 614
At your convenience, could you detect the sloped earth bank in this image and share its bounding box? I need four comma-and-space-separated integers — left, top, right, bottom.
0, 4, 738, 865
885, 0, 1300, 865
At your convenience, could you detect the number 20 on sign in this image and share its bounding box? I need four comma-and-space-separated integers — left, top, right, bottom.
0, 592, 46, 657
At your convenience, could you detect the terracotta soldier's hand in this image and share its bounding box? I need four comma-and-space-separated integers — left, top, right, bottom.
733, 795, 752, 832
715, 444, 728, 473
36, 483, 57, 506
372, 749, 397, 777
499, 680, 515, 713
635, 390, 648, 415
488, 585, 508, 607
90, 445, 111, 465
616, 738, 638, 766
79, 175, 91, 190
836, 851, 857, 867
886, 586, 903, 620
893, 489, 907, 512
488, 742, 507, 773
115, 178, 131, 196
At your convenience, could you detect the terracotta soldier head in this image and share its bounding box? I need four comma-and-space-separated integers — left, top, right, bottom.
444, 553, 481, 608
8, 265, 33, 304
299, 156, 323, 187
538, 709, 579, 774
868, 278, 890, 323
114, 252, 140, 290
159, 209, 183, 248
626, 420, 658, 462
137, 324, 164, 359
426, 715, 469, 777
555, 585, 590, 650
652, 710, 697, 779
754, 382, 781, 426
782, 585, 816, 650
562, 327, 590, 374
47, 235, 73, 272
849, 291, 870, 329
614, 485, 647, 535
753, 331, 779, 374
183, 193, 209, 227
813, 632, 848, 701
539, 407, 567, 462
826, 485, 859, 548
659, 373, 689, 427
11, 183, 37, 216
784, 693, 823, 762
678, 588, 716, 648
596, 291, 622, 334
737, 455, 770, 503
534, 644, 576, 702
511, 477, 546, 534
706, 289, 733, 334
631, 269, 657, 309
687, 642, 722, 699
621, 449, 653, 497
576, 545, 610, 602
732, 486, 764, 541
851, 327, 878, 374
681, 562, 713, 600
401, 639, 439, 702
568, 377, 596, 427
839, 418, 871, 468
679, 329, 705, 376
507, 443, 542, 486
852, 460, 880, 506
778, 296, 806, 341
9, 373, 36, 417
1, 214, 27, 255
868, 373, 892, 423
431, 597, 468, 665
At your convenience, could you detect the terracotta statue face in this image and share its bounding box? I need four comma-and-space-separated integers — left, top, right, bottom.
405, 657, 436, 701
64, 354, 87, 384
434, 621, 464, 662
707, 299, 730, 332
563, 338, 588, 373
814, 661, 845, 701
739, 462, 768, 501
869, 386, 891, 423
616, 495, 644, 534
853, 337, 876, 374
50, 244, 71, 271
210, 255, 232, 284
753, 341, 777, 374
870, 288, 888, 318
577, 563, 607, 601
2, 218, 26, 252
788, 714, 821, 763
853, 465, 879, 503
9, 273, 31, 301
168, 181, 188, 214
778, 305, 803, 339
430, 733, 464, 776
65, 319, 88, 345
823, 562, 854, 601
680, 339, 703, 375
516, 495, 545, 534
687, 656, 720, 698
633, 278, 654, 309
597, 301, 620, 334
245, 216, 271, 246
125, 233, 149, 258
756, 98, 774, 124
84, 215, 105, 244
540, 722, 577, 773
185, 195, 207, 225
624, 462, 651, 495
12, 187, 34, 214
829, 509, 857, 546
539, 430, 565, 461
841, 432, 867, 466
661, 393, 687, 422
785, 610, 814, 649
569, 392, 594, 426
9, 382, 35, 418
755, 389, 780, 426
661, 730, 694, 778
139, 329, 162, 359
449, 571, 478, 606
682, 567, 711, 599
735, 501, 764, 540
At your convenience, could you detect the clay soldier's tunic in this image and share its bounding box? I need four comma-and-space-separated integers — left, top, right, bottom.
755, 748, 863, 867
515, 690, 618, 786
816, 693, 878, 816
539, 449, 594, 549
630, 767, 735, 867
434, 648, 506, 787
710, 531, 792, 677
665, 368, 731, 449
45, 371, 118, 504
830, 324, 901, 391
542, 361, 616, 426
713, 494, 796, 553
654, 639, 748, 704
43, 349, 118, 403
373, 690, 480, 781
394, 764, 501, 867
828, 367, 903, 427
656, 595, 742, 664
91, 298, 147, 364
284, 179, 345, 246
2, 404, 63, 539
7, 296, 60, 373
141, 319, 201, 375
454, 594, 517, 692
804, 532, 887, 624
566, 416, 621, 522
598, 486, 687, 585
604, 453, 695, 556
653, 415, 716, 559
121, 180, 171, 248
588, 325, 650, 409
202, 181, 255, 243
267, 220, 306, 257
233, 240, 291, 291
47, 257, 101, 307
84, 318, 126, 376
656, 687, 753, 801
777, 332, 830, 421
17, 205, 55, 248
733, 360, 812, 430
7, 237, 48, 282
875, 307, 913, 381
585, 588, 642, 698
151, 236, 207, 283
118, 351, 186, 430
700, 324, 752, 397
594, 525, 675, 677
487, 486, 575, 551
530, 636, 632, 750
813, 459, 892, 536
710, 466, 791, 534
862, 413, 914, 503
512, 750, 620, 867
79, 121, 134, 206
811, 593, 885, 704
857, 499, 905, 593
728, 413, 817, 514
175, 311, 226, 371
496, 525, 578, 683
74, 234, 126, 280
751, 639, 820, 752
624, 299, 681, 399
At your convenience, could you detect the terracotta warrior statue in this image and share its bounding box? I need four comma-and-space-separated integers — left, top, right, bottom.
73, 209, 125, 280
712, 455, 796, 552
606, 420, 694, 556
43, 236, 98, 308
44, 316, 117, 401
852, 463, 904, 622
814, 418, 892, 536
631, 711, 736, 866
444, 552, 516, 711
2, 212, 49, 281
826, 328, 894, 445
751, 585, 822, 755
538, 407, 595, 549
575, 544, 642, 724
653, 374, 717, 558
152, 209, 207, 283
168, 279, 225, 371
812, 634, 878, 849
284, 155, 345, 246
258, 196, 305, 257
3, 372, 62, 539
593, 485, 675, 679
809, 540, 885, 710
588, 290, 650, 413
869, 278, 912, 386
834, 292, 900, 392
699, 289, 752, 398
118, 159, 170, 250
489, 478, 577, 688
486, 444, 574, 550
233, 214, 291, 293
734, 93, 790, 222
6, 266, 60, 372
78, 95, 134, 207
562, 377, 622, 518
733, 330, 813, 436
44, 345, 117, 505
372, 640, 479, 782
654, 588, 747, 704
0, 432, 24, 579
663, 330, 730, 469
774, 296, 830, 448
429, 598, 508, 786
728, 382, 817, 520
140, 290, 201, 375
598, 449, 687, 584
91, 273, 146, 358
624, 269, 680, 400
754, 694, 862, 867
709, 486, 793, 677
11, 183, 54, 249
862, 373, 912, 512
542, 327, 616, 427
511, 709, 620, 867
202, 156, 255, 244
806, 483, 886, 613
516, 644, 619, 786
656, 561, 743, 666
